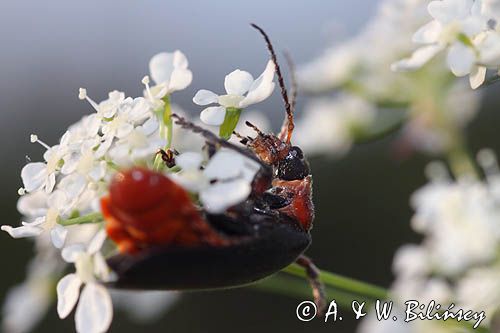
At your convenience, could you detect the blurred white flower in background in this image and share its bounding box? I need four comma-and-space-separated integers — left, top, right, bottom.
392, 0, 500, 88
294, 94, 377, 156
298, 0, 429, 99
296, 0, 484, 158
111, 291, 180, 322
193, 61, 275, 126
2, 252, 63, 333
380, 150, 500, 331
401, 80, 481, 154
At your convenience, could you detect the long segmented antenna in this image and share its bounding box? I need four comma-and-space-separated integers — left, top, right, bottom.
245, 121, 264, 136
284, 51, 297, 115
171, 114, 269, 169
250, 23, 295, 144
279, 51, 298, 141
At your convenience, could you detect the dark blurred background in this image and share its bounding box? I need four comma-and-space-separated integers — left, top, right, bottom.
1, 0, 500, 332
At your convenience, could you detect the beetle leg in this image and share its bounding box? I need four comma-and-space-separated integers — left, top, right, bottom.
156, 148, 177, 168
295, 255, 327, 316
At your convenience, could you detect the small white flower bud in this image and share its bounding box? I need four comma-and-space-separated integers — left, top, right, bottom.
78, 88, 87, 100
30, 134, 38, 143
142, 75, 150, 85
477, 149, 497, 169
17, 187, 26, 196
425, 161, 449, 181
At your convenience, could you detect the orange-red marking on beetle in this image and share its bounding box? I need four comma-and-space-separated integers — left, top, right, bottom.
101, 168, 228, 254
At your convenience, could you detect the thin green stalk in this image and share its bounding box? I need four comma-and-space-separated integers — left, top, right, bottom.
254, 274, 362, 309
482, 74, 500, 87
58, 212, 103, 226
447, 140, 480, 179
153, 96, 173, 171
219, 107, 242, 140
256, 267, 490, 333
163, 96, 173, 148
284, 263, 388, 300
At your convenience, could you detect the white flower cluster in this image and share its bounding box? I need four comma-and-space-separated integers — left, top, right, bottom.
293, 0, 489, 158
393, 0, 500, 89
2, 50, 275, 333
361, 151, 500, 332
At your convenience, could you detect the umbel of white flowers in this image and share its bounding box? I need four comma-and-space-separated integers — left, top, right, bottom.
0, 49, 276, 333
392, 0, 500, 89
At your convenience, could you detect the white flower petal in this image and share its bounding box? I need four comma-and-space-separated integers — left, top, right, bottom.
149, 52, 175, 84
57, 274, 83, 319
469, 65, 487, 89
428, 0, 472, 23
391, 44, 444, 71
22, 216, 46, 227
1, 224, 43, 238
62, 244, 86, 263
169, 68, 193, 93
75, 283, 113, 333
51, 224, 68, 249
94, 137, 114, 158
170, 170, 207, 193
239, 60, 276, 108
479, 32, 500, 67
447, 42, 475, 76
87, 229, 107, 255
176, 152, 204, 171
224, 69, 254, 95
141, 117, 159, 136
172, 50, 189, 69
17, 191, 48, 217
412, 20, 442, 44
48, 190, 69, 211
21, 162, 46, 192
200, 106, 226, 126
45, 173, 57, 193
193, 89, 219, 106
200, 179, 252, 213
204, 150, 244, 180
93, 252, 114, 282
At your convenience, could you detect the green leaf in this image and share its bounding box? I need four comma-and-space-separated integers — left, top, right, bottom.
219, 107, 242, 140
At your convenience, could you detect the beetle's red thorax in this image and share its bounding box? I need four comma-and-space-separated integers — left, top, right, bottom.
249, 134, 290, 165
272, 176, 314, 230
101, 168, 227, 254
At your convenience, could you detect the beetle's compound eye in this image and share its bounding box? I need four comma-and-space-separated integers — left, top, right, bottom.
276, 146, 310, 181
290, 146, 304, 159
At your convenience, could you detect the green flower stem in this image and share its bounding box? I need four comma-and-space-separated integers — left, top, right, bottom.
219, 107, 242, 140
447, 140, 480, 179
153, 96, 173, 171
284, 263, 388, 300
162, 96, 173, 148
483, 74, 500, 86
58, 212, 103, 226
254, 274, 361, 309
256, 267, 491, 333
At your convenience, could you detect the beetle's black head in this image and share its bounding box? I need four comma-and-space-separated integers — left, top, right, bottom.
276, 146, 310, 181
